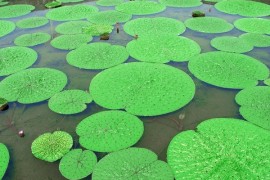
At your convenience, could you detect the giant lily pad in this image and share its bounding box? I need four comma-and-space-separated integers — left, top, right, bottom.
185, 17, 234, 33
96, 0, 124, 6
167, 118, 270, 179
16, 17, 49, 29
159, 0, 202, 7
0, 68, 67, 104
234, 18, 270, 35
188, 51, 269, 89
76, 110, 144, 152
81, 24, 113, 36
239, 33, 270, 47
126, 35, 201, 63
0, 46, 38, 76
0, 4, 35, 18
31, 131, 73, 162
235, 86, 270, 130
90, 62, 195, 116
59, 149, 97, 180
92, 148, 174, 180
14, 32, 51, 47
0, 20, 15, 38
48, 90, 92, 115
0, 143, 9, 179
55, 21, 92, 35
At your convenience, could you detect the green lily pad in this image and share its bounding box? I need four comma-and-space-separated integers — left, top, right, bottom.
0, 97, 8, 109
115, 1, 166, 15
234, 18, 270, 35
31, 131, 73, 162
92, 148, 174, 180
48, 90, 92, 115
55, 21, 92, 34
0, 46, 38, 76
67, 43, 129, 70
0, 143, 9, 179
0, 68, 67, 104
0, 1, 8, 6
210, 36, 253, 53
0, 4, 35, 18
14, 32, 51, 47
45, 1, 62, 9
127, 35, 201, 63
76, 110, 144, 152
60, 0, 84, 3
0, 20, 15, 38
16, 17, 49, 29
188, 51, 269, 89
159, 0, 202, 7
90, 62, 195, 116
59, 149, 97, 180
50, 34, 93, 50
46, 4, 98, 21
239, 33, 270, 47
264, 78, 270, 86
235, 86, 270, 130
82, 24, 113, 36
185, 17, 234, 33
123, 17, 186, 36
167, 118, 270, 179
96, 0, 124, 6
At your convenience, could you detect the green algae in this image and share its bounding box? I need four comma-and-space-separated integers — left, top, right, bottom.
0, 4, 35, 18
14, 32, 51, 47
239, 33, 270, 47
234, 18, 270, 35
16, 17, 49, 29
159, 0, 202, 7
0, 20, 15, 38
0, 143, 9, 179
96, 0, 124, 6
55, 21, 92, 34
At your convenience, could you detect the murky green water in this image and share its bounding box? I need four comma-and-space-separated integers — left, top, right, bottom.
0, 1, 269, 179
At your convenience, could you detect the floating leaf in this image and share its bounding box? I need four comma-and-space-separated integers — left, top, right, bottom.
16, 17, 49, 29
0, 97, 8, 110
0, 143, 9, 179
55, 21, 92, 34
92, 148, 174, 180
0, 4, 35, 18
31, 131, 73, 162
239, 33, 270, 47
59, 149, 97, 180
167, 118, 270, 179
76, 110, 144, 152
90, 62, 195, 116
45, 1, 62, 9
234, 18, 270, 35
82, 24, 113, 36
0, 1, 8, 6
0, 46, 38, 76
264, 78, 270, 86
14, 32, 51, 47
0, 20, 15, 38
96, 0, 124, 6
0, 68, 67, 104
60, 0, 84, 3
159, 0, 202, 7
188, 51, 269, 89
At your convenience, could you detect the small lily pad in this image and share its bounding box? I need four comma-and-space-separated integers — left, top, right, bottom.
264, 78, 270, 86
0, 4, 35, 18
0, 97, 8, 111
0, 143, 9, 179
45, 1, 62, 8
96, 0, 124, 6
14, 32, 51, 47
234, 18, 270, 35
0, 20, 15, 38
16, 17, 49, 29
82, 24, 113, 36
239, 33, 270, 47
60, 0, 84, 3
159, 0, 202, 7
55, 21, 92, 35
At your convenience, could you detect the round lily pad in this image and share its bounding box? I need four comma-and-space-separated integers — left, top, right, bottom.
48, 90, 92, 115
96, 0, 124, 6
92, 148, 174, 180
87, 10, 132, 25
185, 17, 234, 33
81, 24, 113, 36
127, 35, 201, 63
67, 43, 129, 70
31, 131, 73, 162
55, 21, 92, 35
76, 110, 144, 152
46, 4, 99, 21
123, 17, 186, 36
159, 0, 202, 7
234, 18, 270, 35
14, 32, 51, 47
167, 118, 270, 179
0, 68, 67, 104
235, 86, 270, 130
264, 78, 270, 86
0, 20, 15, 38
215, 0, 270, 17
0, 143, 9, 180
0, 4, 35, 18
239, 33, 270, 47
0, 46, 38, 76
115, 1, 166, 15
45, 1, 62, 9
210, 36, 253, 53
16, 17, 49, 29
188, 51, 269, 89
59, 149, 97, 180
50, 34, 93, 50
90, 62, 195, 116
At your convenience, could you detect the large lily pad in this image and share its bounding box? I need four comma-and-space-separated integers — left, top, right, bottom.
16, 17, 49, 29
0, 143, 9, 179
14, 32, 51, 47
48, 90, 92, 115
55, 21, 92, 35
90, 62, 195, 116
234, 18, 270, 35
188, 51, 269, 89
0, 20, 15, 38
0, 68, 67, 104
0, 46, 38, 76
59, 149, 97, 180
159, 0, 202, 7
239, 33, 270, 47
0, 4, 35, 18
66, 43, 129, 70
31, 131, 73, 162
82, 24, 113, 36
76, 110, 144, 152
126, 35, 201, 63
167, 118, 270, 179
96, 0, 124, 6
92, 148, 174, 180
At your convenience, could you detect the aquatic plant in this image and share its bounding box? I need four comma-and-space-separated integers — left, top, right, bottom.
82, 24, 113, 36
239, 33, 270, 47
16, 17, 49, 29
0, 1, 8, 6
0, 4, 35, 18
0, 143, 9, 179
234, 18, 270, 34
264, 78, 270, 86
192, 10, 205, 17
0, 98, 8, 111
60, 0, 84, 3
45, 1, 62, 8
14, 32, 51, 47
159, 0, 202, 7
0, 20, 15, 38
96, 0, 124, 6
55, 21, 92, 34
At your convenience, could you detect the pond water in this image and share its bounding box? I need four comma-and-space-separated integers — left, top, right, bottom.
0, 0, 270, 179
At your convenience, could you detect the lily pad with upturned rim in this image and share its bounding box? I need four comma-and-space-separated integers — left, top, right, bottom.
16, 17, 49, 29
0, 4, 35, 18
234, 18, 270, 35
55, 21, 92, 35
239, 33, 270, 47
60, 0, 84, 3
82, 24, 113, 36
14, 32, 51, 47
0, 1, 8, 6
96, 0, 124, 6
45, 1, 62, 9
0, 143, 9, 179
0, 20, 15, 38
159, 0, 202, 7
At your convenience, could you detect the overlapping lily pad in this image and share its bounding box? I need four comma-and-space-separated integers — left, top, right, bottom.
0, 1, 9, 6
0, 143, 9, 179
59, 149, 97, 180
67, 43, 129, 70
76, 110, 144, 152
115, 1, 166, 15
264, 78, 270, 86
123, 17, 186, 36
31, 131, 73, 162
0, 46, 38, 76
167, 118, 270, 179
14, 32, 51, 47
0, 68, 67, 104
239, 33, 270, 47
96, 0, 124, 6
90, 62, 195, 116
159, 0, 202, 7
48, 90, 92, 115
127, 35, 200, 63
0, 20, 15, 38
92, 148, 174, 180
0, 4, 35, 18
16, 17, 49, 29
234, 18, 270, 35
210, 36, 253, 53
82, 24, 113, 36
55, 21, 92, 34
185, 17, 234, 33
188, 51, 269, 89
